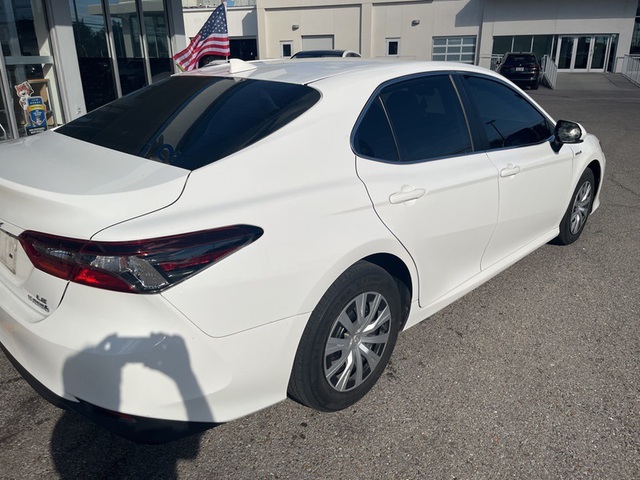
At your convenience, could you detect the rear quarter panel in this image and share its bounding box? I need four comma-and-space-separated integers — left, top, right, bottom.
92, 83, 417, 338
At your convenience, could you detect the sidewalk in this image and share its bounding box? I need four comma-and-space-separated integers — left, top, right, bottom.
554, 72, 638, 91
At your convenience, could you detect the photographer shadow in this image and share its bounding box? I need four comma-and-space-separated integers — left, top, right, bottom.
52, 333, 216, 478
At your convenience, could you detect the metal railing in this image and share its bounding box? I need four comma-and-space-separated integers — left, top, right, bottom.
485, 54, 502, 71
622, 54, 640, 87
541, 54, 558, 90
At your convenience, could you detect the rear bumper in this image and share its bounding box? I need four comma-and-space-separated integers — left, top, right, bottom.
0, 280, 309, 436
502, 72, 540, 84
0, 341, 211, 443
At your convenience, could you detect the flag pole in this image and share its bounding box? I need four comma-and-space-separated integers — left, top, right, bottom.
224, 1, 229, 63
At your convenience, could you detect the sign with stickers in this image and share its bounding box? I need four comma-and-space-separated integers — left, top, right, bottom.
14, 81, 48, 136
26, 96, 47, 135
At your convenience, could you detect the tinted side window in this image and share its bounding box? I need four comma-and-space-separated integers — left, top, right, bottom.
462, 75, 552, 150
353, 97, 398, 162
56, 76, 320, 170
380, 75, 472, 162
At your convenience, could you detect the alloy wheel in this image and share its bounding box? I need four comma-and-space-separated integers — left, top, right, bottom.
570, 180, 593, 234
323, 292, 391, 392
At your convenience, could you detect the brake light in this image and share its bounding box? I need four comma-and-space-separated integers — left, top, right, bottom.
19, 226, 263, 293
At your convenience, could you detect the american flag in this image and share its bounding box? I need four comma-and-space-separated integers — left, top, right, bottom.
173, 3, 230, 71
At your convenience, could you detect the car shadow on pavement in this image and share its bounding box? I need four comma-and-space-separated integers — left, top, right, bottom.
50, 411, 203, 479
50, 332, 217, 478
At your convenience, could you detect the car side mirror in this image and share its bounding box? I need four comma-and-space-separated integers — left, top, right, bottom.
551, 120, 584, 153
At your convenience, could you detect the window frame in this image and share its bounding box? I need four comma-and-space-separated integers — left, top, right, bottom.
432, 36, 477, 64
352, 71, 558, 164
280, 41, 293, 58
386, 38, 400, 57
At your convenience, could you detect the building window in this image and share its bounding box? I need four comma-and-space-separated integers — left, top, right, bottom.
386, 38, 400, 56
281, 41, 293, 58
632, 1, 640, 54
231, 38, 257, 60
432, 36, 476, 64
0, 0, 63, 140
69, 0, 175, 112
492, 35, 555, 63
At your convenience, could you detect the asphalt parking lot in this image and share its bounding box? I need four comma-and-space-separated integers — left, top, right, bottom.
1, 73, 639, 479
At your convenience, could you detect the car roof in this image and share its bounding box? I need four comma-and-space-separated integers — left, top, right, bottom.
185, 58, 502, 87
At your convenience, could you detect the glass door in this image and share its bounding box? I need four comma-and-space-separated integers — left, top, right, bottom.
557, 36, 575, 69
70, 0, 119, 112
574, 36, 591, 69
70, 0, 175, 113
0, 71, 11, 140
556, 35, 611, 72
591, 35, 610, 71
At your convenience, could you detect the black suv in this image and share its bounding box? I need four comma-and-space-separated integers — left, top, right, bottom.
497, 52, 541, 89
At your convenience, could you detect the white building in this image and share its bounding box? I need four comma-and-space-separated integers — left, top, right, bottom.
184, 0, 640, 73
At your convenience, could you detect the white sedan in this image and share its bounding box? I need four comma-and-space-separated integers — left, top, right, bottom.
0, 59, 604, 442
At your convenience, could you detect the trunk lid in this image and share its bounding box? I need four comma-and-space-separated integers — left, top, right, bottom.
0, 131, 189, 319
0, 131, 189, 237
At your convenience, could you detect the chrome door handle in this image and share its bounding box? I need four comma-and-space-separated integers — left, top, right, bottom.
500, 163, 521, 177
389, 185, 427, 204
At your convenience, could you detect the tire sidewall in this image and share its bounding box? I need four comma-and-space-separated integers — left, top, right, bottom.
556, 168, 595, 245
292, 262, 401, 411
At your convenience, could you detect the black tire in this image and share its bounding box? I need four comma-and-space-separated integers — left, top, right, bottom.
288, 261, 401, 412
552, 168, 595, 245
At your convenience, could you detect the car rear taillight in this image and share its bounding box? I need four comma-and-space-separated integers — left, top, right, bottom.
19, 226, 263, 293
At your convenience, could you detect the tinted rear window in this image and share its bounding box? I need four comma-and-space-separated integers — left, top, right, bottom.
56, 76, 321, 170
504, 54, 537, 65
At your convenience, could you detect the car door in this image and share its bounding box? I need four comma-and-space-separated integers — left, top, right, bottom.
457, 74, 574, 269
354, 74, 499, 307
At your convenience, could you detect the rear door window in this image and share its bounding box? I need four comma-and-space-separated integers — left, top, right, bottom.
352, 97, 399, 162
56, 76, 321, 170
353, 74, 472, 163
380, 74, 472, 162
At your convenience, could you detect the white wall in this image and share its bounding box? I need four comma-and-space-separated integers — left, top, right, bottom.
258, 0, 484, 60
183, 7, 258, 39
370, 0, 482, 60
250, 0, 637, 69
258, 3, 361, 58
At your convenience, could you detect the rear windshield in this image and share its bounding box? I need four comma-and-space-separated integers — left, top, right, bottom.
504, 54, 537, 65
56, 76, 321, 170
